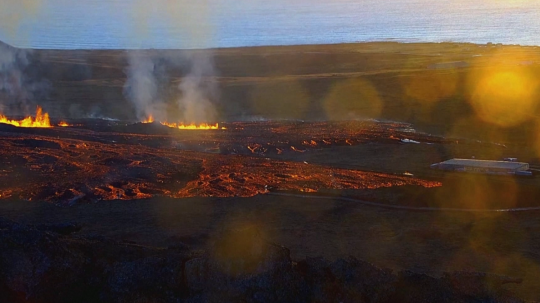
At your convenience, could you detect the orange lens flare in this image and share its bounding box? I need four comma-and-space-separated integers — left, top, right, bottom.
0, 106, 52, 128
470, 70, 537, 127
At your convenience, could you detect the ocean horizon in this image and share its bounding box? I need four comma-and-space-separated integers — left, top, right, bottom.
1, 0, 540, 49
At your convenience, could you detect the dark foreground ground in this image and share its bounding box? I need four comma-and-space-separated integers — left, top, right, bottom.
0, 213, 530, 303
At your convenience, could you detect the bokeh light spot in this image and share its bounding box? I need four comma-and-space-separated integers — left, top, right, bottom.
468, 47, 539, 128
468, 65, 539, 127
403, 71, 458, 105
323, 78, 382, 120
250, 81, 309, 119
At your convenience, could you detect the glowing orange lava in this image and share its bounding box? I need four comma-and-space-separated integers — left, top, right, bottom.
142, 115, 154, 123
161, 122, 221, 130
58, 121, 70, 127
142, 115, 225, 130
0, 106, 52, 128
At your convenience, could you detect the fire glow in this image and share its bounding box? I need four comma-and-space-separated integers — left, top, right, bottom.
142, 116, 224, 130
142, 115, 154, 123
0, 106, 52, 128
161, 122, 222, 130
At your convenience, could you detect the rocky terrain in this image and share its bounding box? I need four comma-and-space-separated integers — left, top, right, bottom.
0, 120, 440, 203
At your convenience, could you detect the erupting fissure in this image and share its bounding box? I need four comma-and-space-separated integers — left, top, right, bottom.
142, 116, 225, 130
162, 122, 222, 130
142, 115, 154, 124
0, 106, 52, 128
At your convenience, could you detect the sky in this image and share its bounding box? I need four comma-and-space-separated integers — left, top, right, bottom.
1, 0, 539, 49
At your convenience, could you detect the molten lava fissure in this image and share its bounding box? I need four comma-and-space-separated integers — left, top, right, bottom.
161, 122, 221, 130
142, 115, 154, 123
141, 116, 224, 130
0, 106, 52, 128
0, 119, 446, 203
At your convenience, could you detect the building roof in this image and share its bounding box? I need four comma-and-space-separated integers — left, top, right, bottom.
428, 61, 469, 69
439, 158, 528, 170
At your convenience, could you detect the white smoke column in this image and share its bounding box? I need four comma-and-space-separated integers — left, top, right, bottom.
165, 0, 218, 123
0, 41, 39, 114
0, 0, 46, 115
0, 43, 17, 113
123, 1, 162, 122
0, 44, 20, 104
127, 0, 218, 123
123, 52, 166, 121
177, 51, 218, 123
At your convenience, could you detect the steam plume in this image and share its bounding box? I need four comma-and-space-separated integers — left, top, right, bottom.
124, 0, 219, 123
0, 44, 24, 109
123, 52, 167, 121
0, 0, 49, 115
177, 52, 218, 123
163, 1, 218, 123
0, 42, 49, 115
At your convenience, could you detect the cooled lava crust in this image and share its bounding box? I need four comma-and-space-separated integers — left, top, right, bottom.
0, 120, 441, 203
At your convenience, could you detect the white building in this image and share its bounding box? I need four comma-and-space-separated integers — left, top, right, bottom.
430, 159, 530, 175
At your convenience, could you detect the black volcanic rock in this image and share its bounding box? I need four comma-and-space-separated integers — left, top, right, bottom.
0, 217, 525, 303
185, 226, 309, 302
36, 222, 82, 235
110, 122, 173, 136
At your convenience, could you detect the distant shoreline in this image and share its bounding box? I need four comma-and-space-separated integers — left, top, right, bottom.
3, 39, 540, 52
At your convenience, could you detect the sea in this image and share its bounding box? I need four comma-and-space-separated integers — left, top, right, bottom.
1, 0, 540, 49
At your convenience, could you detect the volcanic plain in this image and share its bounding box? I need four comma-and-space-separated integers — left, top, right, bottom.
1, 41, 540, 300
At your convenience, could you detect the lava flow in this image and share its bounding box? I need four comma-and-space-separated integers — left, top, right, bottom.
0, 119, 443, 204
0, 106, 52, 128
